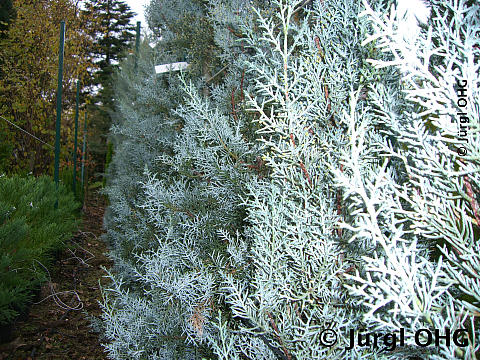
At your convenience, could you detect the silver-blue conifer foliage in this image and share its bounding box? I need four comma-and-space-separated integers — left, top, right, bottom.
98, 0, 479, 359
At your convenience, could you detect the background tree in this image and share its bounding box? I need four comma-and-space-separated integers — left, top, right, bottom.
0, 0, 15, 37
0, 0, 92, 175
0, 0, 15, 172
81, 0, 136, 179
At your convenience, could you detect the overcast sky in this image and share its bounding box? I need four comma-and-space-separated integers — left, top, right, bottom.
125, 0, 149, 30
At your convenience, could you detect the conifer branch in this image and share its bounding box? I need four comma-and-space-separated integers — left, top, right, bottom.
289, 133, 296, 147
314, 36, 324, 59
215, 131, 239, 162
164, 202, 195, 219
336, 164, 343, 236
266, 311, 292, 360
205, 64, 229, 84
227, 26, 243, 38
298, 161, 312, 186
464, 175, 480, 226
231, 86, 238, 121
240, 70, 245, 102
289, 133, 312, 186
234, 318, 291, 360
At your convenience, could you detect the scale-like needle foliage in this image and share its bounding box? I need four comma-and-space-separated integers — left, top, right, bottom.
99, 0, 479, 359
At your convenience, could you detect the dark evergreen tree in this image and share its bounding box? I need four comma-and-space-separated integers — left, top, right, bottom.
81, 0, 136, 177
0, 0, 15, 169
0, 0, 15, 37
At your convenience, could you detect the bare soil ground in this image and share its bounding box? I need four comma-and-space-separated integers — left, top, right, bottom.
0, 191, 112, 360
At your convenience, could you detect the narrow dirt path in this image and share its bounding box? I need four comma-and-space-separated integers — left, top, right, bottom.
1, 191, 112, 360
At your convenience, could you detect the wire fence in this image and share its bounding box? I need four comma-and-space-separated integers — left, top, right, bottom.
0, 114, 55, 150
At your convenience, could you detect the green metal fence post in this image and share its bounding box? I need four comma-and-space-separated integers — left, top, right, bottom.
81, 111, 87, 187
72, 80, 79, 196
54, 20, 65, 209
134, 21, 140, 69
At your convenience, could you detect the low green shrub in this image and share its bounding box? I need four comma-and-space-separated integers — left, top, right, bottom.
0, 175, 80, 325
